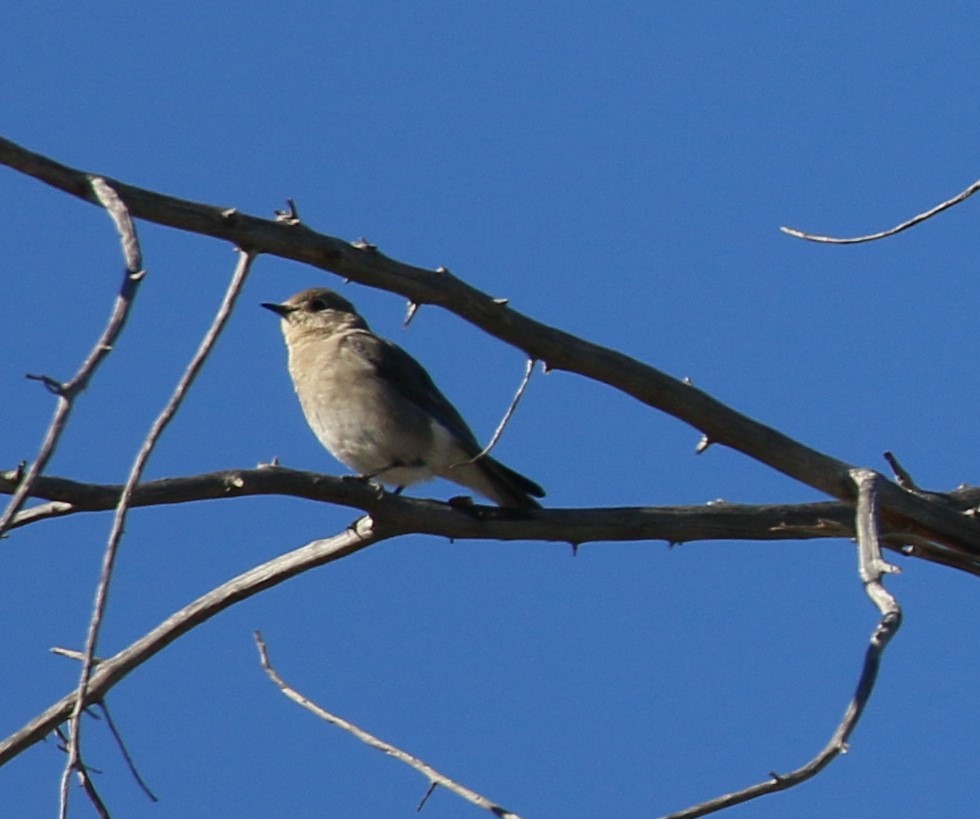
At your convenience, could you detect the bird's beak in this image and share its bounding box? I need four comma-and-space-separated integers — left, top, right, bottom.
261, 301, 295, 319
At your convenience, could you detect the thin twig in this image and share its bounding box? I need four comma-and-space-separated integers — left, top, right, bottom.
95, 175, 143, 272
76, 765, 111, 819
417, 780, 439, 811
95, 702, 159, 803
0, 178, 145, 539
661, 469, 903, 819
51, 646, 101, 664
253, 631, 522, 819
851, 469, 904, 611
53, 725, 110, 819
59, 249, 255, 818
466, 358, 536, 464
49, 648, 157, 802
274, 197, 302, 225
11, 500, 76, 528
781, 178, 980, 244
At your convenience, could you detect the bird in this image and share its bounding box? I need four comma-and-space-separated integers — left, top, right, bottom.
262, 288, 545, 508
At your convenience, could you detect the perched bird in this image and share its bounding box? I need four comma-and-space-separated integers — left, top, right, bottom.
262, 288, 545, 508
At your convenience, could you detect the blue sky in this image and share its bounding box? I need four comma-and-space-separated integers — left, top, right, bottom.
3, 3, 980, 817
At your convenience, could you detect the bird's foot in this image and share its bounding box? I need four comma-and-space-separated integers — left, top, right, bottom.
342, 473, 388, 500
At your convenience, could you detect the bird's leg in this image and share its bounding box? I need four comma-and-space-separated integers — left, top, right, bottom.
359, 460, 407, 482
341, 459, 418, 500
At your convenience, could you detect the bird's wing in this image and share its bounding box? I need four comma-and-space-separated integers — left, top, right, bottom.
345, 331, 482, 452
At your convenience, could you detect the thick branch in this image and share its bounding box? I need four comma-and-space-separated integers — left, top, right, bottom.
4, 468, 980, 576
3, 135, 978, 557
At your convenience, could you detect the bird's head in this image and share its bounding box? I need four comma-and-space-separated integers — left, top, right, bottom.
262, 288, 368, 338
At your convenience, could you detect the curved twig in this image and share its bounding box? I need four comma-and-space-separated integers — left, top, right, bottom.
0, 178, 145, 539
781, 178, 980, 244
662, 469, 903, 818
467, 357, 536, 463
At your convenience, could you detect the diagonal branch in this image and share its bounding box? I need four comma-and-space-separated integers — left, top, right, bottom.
0, 518, 387, 767
95, 701, 159, 803
254, 632, 522, 819
53, 726, 110, 819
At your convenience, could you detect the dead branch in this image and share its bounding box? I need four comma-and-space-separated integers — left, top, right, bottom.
0, 177, 145, 539
466, 357, 536, 464
0, 518, 386, 767
59, 248, 255, 818
254, 632, 522, 818
5, 467, 980, 576
781, 178, 980, 243
662, 469, 902, 818
4, 466, 980, 575
1, 135, 976, 818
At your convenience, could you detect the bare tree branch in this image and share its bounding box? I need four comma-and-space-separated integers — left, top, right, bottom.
5, 467, 980, 576
57, 179, 147, 819
781, 178, 980, 243
53, 728, 111, 819
50, 650, 158, 802
59, 246, 256, 818
0, 518, 387, 767
95, 702, 159, 804
661, 469, 903, 818
466, 357, 536, 463
883, 451, 920, 491
93, 175, 143, 272
0, 177, 145, 539
254, 632, 523, 819
0, 135, 973, 816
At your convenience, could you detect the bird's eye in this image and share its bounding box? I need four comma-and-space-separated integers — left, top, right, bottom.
308, 299, 327, 312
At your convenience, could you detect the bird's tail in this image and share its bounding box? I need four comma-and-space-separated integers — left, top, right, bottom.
447, 456, 545, 509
